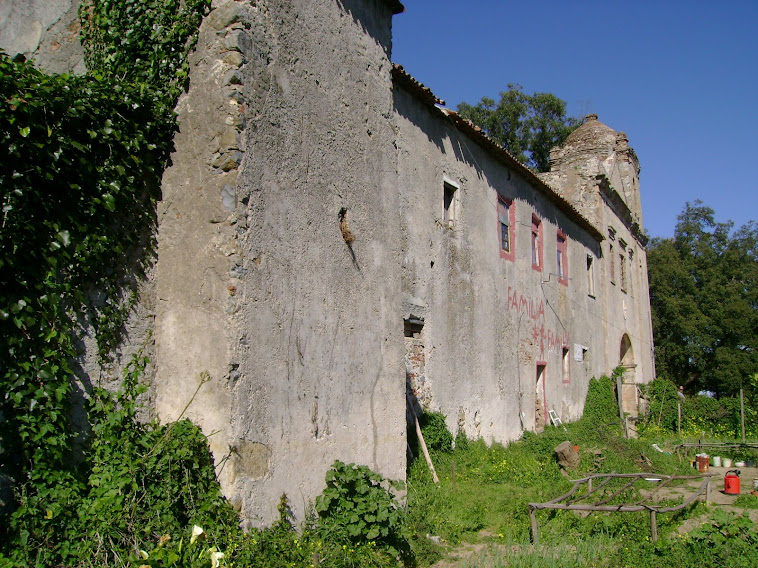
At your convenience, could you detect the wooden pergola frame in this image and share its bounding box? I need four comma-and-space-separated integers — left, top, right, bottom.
528, 472, 714, 545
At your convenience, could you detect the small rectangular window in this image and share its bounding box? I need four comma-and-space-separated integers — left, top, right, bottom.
531, 215, 543, 271
556, 232, 568, 285
443, 177, 459, 227
586, 254, 595, 297
609, 243, 615, 284
498, 197, 515, 261
562, 347, 570, 383
404, 318, 424, 338
500, 211, 510, 252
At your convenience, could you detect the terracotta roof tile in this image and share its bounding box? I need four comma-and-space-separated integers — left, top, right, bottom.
391, 64, 444, 106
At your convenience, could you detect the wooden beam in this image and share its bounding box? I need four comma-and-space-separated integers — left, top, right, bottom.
650, 510, 658, 542
529, 506, 539, 546
407, 393, 439, 484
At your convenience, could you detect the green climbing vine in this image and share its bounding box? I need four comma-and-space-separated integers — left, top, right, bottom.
0, 0, 211, 564
79, 0, 207, 105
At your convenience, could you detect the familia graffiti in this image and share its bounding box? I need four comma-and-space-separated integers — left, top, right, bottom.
506, 286, 569, 357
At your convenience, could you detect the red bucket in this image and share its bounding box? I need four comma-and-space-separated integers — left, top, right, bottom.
724, 470, 741, 495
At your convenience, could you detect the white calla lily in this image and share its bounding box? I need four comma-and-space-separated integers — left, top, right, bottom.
209, 547, 225, 567
190, 524, 205, 544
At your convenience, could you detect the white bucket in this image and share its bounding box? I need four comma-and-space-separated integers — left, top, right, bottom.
723, 458, 732, 468
713, 456, 721, 467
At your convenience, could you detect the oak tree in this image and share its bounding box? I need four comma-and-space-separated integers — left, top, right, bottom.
457, 84, 579, 172
648, 201, 758, 397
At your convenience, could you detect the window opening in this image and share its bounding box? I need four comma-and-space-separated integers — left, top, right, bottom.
620, 252, 627, 293
609, 243, 615, 284
628, 250, 635, 298
498, 197, 515, 261
404, 317, 427, 412
443, 177, 459, 227
404, 318, 424, 338
562, 347, 570, 383
556, 232, 568, 285
531, 215, 543, 271
586, 254, 595, 297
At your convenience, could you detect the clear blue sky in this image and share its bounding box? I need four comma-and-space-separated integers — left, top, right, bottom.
391, 1, 758, 239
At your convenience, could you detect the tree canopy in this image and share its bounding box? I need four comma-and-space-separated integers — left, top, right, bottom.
457, 84, 579, 172
648, 201, 758, 396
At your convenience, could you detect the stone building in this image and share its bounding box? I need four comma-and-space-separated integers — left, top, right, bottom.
2, 0, 654, 525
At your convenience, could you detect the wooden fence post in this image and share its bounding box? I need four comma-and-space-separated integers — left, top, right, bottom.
650, 510, 658, 542
529, 507, 539, 546
616, 374, 627, 438
740, 388, 746, 443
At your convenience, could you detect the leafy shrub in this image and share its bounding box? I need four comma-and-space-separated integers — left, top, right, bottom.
613, 509, 758, 568
420, 411, 454, 453
315, 460, 412, 563
581, 373, 622, 426
3, 356, 238, 567
0, 52, 172, 540
454, 428, 470, 451
639, 378, 758, 438
733, 494, 758, 509
0, 1, 214, 563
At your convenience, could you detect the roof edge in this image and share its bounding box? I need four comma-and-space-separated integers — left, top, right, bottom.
391, 64, 444, 106
392, 64, 604, 243
597, 175, 649, 246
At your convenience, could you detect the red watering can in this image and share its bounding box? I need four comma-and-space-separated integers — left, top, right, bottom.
724, 470, 740, 495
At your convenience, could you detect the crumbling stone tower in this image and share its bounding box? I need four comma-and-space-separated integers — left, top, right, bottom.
541, 114, 653, 424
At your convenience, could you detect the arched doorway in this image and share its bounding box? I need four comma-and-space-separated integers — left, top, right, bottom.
618, 333, 639, 428
620, 333, 634, 367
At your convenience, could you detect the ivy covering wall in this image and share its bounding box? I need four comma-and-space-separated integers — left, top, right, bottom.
0, 1, 232, 565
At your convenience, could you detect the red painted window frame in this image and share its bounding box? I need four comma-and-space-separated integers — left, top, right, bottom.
498, 197, 515, 261
556, 230, 568, 286
531, 215, 543, 272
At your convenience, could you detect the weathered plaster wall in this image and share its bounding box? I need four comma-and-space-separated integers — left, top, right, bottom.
2, 0, 655, 527
154, 0, 405, 526
394, 88, 612, 441
0, 0, 85, 75
595, 198, 655, 411
153, 0, 253, 496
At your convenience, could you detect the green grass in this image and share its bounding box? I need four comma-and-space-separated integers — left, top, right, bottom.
734, 494, 758, 509
406, 376, 757, 567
